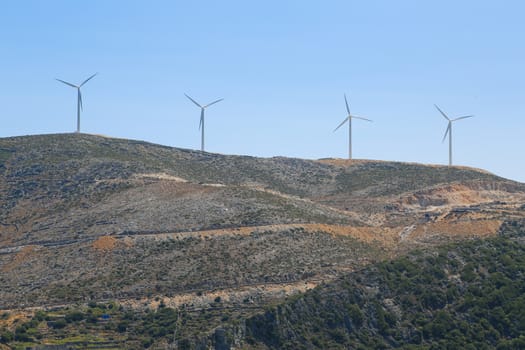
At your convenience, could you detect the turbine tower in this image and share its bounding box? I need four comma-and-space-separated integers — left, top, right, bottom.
185, 94, 223, 152
334, 94, 372, 159
435, 104, 473, 166
56, 73, 97, 133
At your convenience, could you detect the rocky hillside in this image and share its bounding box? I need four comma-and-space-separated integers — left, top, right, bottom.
2, 225, 525, 349
0, 133, 524, 348
1, 133, 522, 246
238, 228, 525, 349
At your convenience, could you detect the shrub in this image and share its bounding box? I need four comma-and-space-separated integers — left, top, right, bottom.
117, 322, 128, 333
65, 311, 84, 323
142, 336, 153, 348
0, 330, 14, 343
49, 319, 67, 329
347, 304, 364, 328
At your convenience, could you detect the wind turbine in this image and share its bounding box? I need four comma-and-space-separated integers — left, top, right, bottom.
435, 104, 473, 166
184, 94, 223, 152
56, 73, 97, 133
334, 94, 372, 159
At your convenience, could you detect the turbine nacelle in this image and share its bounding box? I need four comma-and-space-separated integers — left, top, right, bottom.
334, 94, 372, 159
435, 104, 473, 143
56, 73, 97, 133
435, 104, 473, 166
185, 93, 223, 151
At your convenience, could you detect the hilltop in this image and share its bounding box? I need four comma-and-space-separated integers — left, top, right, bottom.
1, 133, 521, 244
0, 133, 524, 348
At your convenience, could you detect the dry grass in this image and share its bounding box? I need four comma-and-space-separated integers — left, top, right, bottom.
410, 220, 502, 240
0, 311, 31, 329
316, 158, 494, 175
1, 245, 37, 272
92, 236, 118, 250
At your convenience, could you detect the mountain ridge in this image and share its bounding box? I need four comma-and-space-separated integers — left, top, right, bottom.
0, 132, 506, 177
1, 133, 524, 348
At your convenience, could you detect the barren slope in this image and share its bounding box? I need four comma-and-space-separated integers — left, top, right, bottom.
0, 133, 524, 313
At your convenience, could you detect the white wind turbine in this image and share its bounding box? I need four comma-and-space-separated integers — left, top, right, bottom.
185, 94, 223, 152
334, 94, 372, 159
56, 73, 97, 133
435, 104, 473, 166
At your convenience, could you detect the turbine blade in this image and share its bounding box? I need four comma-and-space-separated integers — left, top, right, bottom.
199, 110, 204, 130
434, 104, 450, 121
442, 123, 451, 143
333, 117, 349, 132
80, 73, 97, 87
453, 115, 474, 121
351, 115, 373, 122
56, 79, 78, 88
184, 94, 202, 108
344, 94, 350, 115
204, 98, 224, 108
78, 90, 83, 111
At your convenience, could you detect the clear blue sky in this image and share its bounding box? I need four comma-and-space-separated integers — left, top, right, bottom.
1, 1, 524, 182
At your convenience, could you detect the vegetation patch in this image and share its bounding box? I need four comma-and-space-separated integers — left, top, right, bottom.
243, 232, 525, 349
